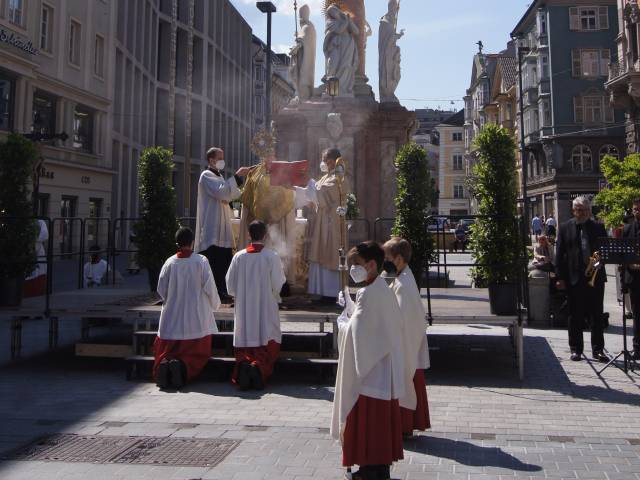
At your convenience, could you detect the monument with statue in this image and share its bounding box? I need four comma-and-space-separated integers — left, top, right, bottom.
279, 0, 416, 226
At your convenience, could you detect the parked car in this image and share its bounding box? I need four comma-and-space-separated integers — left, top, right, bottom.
427, 217, 450, 232
459, 218, 475, 233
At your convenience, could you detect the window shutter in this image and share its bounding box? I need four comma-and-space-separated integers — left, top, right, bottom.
604, 97, 614, 123
600, 49, 610, 76
598, 6, 609, 30
569, 7, 580, 30
571, 49, 582, 77
574, 96, 584, 123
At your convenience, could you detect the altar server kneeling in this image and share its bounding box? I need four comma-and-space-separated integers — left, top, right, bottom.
383, 237, 431, 437
332, 241, 407, 480
226, 220, 286, 390
154, 227, 221, 390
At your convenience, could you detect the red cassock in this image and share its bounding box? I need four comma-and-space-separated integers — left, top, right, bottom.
400, 369, 431, 434
342, 395, 404, 467
153, 335, 212, 382
231, 339, 280, 385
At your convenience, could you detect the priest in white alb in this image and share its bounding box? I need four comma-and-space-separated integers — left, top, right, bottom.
383, 237, 431, 436
194, 147, 249, 303
306, 148, 350, 302
226, 220, 287, 390
154, 227, 221, 390
331, 241, 407, 480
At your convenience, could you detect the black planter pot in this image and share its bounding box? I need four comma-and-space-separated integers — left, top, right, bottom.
0, 275, 25, 307
488, 282, 518, 315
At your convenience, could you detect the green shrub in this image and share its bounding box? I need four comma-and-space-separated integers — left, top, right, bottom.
391, 142, 436, 283
133, 147, 179, 291
0, 134, 38, 279
468, 124, 520, 286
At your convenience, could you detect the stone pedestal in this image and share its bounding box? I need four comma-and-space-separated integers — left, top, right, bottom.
275, 97, 416, 229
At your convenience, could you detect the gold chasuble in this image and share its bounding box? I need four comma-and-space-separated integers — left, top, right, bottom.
240, 163, 294, 225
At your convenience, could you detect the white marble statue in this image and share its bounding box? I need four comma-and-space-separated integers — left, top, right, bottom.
379, 0, 404, 103
289, 4, 316, 102
323, 5, 359, 97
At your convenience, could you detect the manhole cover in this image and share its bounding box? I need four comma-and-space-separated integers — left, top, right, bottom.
3, 434, 239, 467
5, 434, 139, 463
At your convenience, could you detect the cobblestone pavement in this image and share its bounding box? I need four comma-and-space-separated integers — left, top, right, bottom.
0, 321, 639, 480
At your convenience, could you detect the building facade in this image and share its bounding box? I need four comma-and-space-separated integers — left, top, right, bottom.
512, 0, 624, 223
606, 0, 640, 153
0, 0, 114, 254
436, 110, 470, 216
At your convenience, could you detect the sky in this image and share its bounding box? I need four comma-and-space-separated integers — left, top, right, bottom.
229, 0, 533, 111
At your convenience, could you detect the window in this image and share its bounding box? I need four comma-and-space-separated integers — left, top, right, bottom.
574, 96, 614, 124
571, 49, 610, 77
540, 100, 551, 127
540, 55, 549, 79
453, 185, 465, 199
569, 6, 609, 31
599, 144, 619, 161
72, 105, 94, 152
94, 34, 105, 78
0, 76, 14, 131
69, 20, 81, 66
452, 154, 463, 171
32, 91, 56, 135
8, 0, 23, 26
571, 145, 593, 172
538, 10, 547, 35
452, 132, 462, 142
40, 4, 53, 52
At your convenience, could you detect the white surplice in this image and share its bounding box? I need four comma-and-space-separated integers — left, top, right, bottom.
225, 247, 286, 348
83, 259, 109, 287
156, 254, 221, 340
330, 276, 408, 441
27, 219, 48, 280
390, 266, 431, 411
194, 169, 241, 252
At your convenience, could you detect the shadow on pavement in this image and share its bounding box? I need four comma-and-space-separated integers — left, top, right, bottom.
404, 436, 542, 472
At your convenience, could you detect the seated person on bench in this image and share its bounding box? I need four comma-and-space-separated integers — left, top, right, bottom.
452, 223, 467, 252
84, 245, 110, 287
154, 227, 221, 390
226, 220, 286, 390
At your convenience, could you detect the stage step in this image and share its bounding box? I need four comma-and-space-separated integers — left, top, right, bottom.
125, 355, 338, 383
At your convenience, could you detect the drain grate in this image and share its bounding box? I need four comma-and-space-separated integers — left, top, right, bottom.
114, 437, 238, 467
3, 434, 239, 467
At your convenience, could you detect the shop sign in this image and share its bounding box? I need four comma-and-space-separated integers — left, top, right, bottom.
0, 28, 38, 55
38, 166, 54, 179
81, 176, 91, 184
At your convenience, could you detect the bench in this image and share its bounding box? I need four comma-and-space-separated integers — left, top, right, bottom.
125, 354, 338, 383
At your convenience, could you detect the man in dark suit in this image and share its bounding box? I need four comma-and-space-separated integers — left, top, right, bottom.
554, 196, 608, 362
621, 198, 640, 361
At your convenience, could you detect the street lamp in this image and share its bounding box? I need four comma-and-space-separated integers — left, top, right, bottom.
257, 2, 276, 130
326, 76, 340, 98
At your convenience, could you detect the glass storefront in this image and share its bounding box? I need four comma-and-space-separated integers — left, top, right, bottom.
0, 74, 14, 131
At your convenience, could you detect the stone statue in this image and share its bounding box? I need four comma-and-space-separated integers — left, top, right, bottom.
323, 4, 359, 97
325, 0, 367, 78
289, 4, 316, 102
378, 0, 404, 103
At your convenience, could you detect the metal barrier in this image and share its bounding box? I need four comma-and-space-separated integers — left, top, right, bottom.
373, 217, 395, 243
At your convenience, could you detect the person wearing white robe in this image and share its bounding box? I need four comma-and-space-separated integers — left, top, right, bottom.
384, 237, 431, 436
331, 241, 408, 480
83, 245, 110, 287
226, 220, 286, 390
194, 147, 249, 301
24, 219, 49, 297
154, 227, 221, 390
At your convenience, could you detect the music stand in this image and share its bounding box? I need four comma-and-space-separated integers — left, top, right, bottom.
597, 237, 640, 375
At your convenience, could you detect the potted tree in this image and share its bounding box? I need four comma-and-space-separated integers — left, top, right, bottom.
133, 147, 179, 292
392, 142, 437, 285
0, 134, 38, 306
468, 124, 520, 315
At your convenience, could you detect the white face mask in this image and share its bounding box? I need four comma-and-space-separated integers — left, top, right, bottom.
349, 265, 368, 284
320, 161, 329, 173
215, 160, 225, 171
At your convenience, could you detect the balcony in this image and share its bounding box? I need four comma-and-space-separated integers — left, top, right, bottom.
606, 59, 640, 108
608, 59, 628, 83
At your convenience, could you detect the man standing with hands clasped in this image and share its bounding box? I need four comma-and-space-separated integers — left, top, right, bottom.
621, 198, 640, 360
554, 196, 608, 363
194, 147, 250, 303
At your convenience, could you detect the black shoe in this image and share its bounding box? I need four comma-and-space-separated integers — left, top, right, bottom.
156, 359, 170, 389
375, 465, 391, 480
237, 362, 251, 390
593, 351, 609, 363
249, 364, 264, 390
570, 352, 582, 361
169, 359, 185, 389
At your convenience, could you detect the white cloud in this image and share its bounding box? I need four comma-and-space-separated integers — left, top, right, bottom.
274, 43, 292, 54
